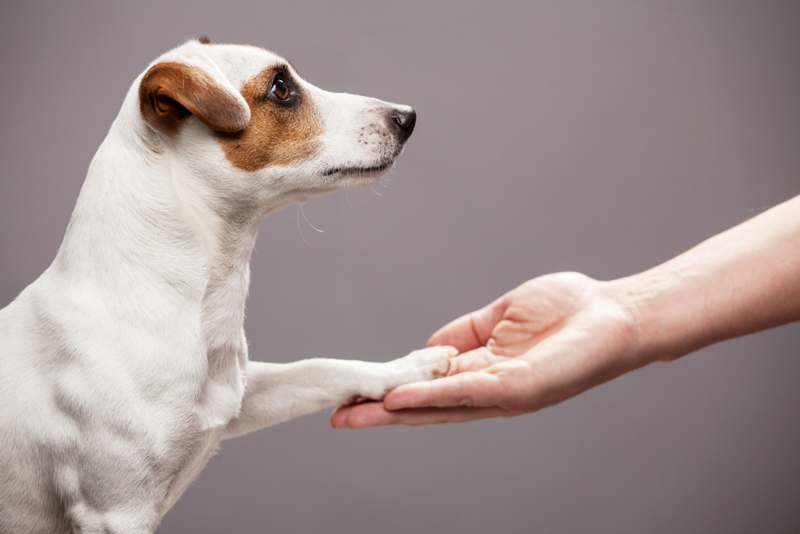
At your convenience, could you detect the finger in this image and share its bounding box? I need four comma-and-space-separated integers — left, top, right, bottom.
427, 300, 507, 352
383, 371, 508, 410
330, 404, 353, 428
330, 396, 374, 428
341, 402, 514, 428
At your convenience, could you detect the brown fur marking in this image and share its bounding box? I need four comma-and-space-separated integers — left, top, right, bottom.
215, 67, 322, 172
139, 62, 249, 136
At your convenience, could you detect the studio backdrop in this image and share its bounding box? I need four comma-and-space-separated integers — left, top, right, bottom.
1, 2, 798, 533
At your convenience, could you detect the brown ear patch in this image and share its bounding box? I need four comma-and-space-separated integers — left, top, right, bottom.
139, 61, 249, 136
215, 67, 322, 172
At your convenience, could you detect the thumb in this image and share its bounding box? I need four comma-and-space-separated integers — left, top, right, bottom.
428, 298, 506, 353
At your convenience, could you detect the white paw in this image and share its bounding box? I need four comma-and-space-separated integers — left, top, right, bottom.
389, 345, 458, 382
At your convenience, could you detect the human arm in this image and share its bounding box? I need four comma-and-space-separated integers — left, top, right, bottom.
331, 194, 800, 427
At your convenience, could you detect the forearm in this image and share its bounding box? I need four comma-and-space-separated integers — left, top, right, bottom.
224, 359, 388, 439
226, 348, 452, 438
621, 194, 800, 363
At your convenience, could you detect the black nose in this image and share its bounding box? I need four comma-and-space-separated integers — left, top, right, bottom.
389, 107, 417, 143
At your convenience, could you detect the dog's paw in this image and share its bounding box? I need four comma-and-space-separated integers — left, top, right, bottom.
352, 346, 458, 401
389, 345, 458, 382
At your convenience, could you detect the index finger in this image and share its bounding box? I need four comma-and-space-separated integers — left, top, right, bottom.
332, 402, 513, 428
383, 370, 509, 410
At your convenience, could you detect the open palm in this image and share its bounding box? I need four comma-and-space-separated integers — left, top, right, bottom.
331, 272, 643, 427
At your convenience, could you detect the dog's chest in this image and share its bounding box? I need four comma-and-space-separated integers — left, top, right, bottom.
160, 339, 246, 508
194, 279, 250, 429
193, 335, 247, 429
161, 425, 226, 512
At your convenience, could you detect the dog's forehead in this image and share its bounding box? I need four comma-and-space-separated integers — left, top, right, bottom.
201, 44, 294, 90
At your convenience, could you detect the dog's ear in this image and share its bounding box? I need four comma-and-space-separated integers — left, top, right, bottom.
139, 60, 250, 135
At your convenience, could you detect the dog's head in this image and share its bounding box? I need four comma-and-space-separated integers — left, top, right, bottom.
134, 39, 416, 219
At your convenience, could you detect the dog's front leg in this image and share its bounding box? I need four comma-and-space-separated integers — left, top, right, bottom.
222, 346, 455, 439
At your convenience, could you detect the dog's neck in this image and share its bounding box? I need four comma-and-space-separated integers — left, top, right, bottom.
52, 113, 263, 425
57, 130, 258, 312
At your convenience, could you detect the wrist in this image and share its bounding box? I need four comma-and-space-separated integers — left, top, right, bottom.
610, 269, 705, 365
607, 196, 800, 366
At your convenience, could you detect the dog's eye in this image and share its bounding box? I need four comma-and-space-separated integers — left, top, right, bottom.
270, 76, 290, 101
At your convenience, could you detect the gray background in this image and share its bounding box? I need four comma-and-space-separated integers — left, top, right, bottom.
1, 1, 799, 532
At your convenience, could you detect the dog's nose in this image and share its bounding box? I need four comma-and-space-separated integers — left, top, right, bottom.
389, 107, 416, 143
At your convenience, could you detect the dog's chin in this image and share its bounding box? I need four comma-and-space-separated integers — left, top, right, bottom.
320, 159, 394, 184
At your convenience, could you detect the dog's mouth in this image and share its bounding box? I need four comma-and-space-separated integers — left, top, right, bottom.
321, 159, 393, 177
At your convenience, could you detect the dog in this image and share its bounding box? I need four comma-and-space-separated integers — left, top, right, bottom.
0, 39, 456, 534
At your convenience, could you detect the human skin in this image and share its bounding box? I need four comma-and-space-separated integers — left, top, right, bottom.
331, 194, 800, 428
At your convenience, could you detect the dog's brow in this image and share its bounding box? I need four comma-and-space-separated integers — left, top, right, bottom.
270, 63, 302, 83
273, 63, 291, 77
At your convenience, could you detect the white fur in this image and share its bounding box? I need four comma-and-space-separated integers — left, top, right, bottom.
0, 41, 452, 534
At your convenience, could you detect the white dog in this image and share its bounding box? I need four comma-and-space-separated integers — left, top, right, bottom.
0, 39, 455, 534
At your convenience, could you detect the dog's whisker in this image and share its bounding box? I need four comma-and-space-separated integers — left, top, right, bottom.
296, 205, 312, 246
344, 190, 356, 210
300, 204, 324, 233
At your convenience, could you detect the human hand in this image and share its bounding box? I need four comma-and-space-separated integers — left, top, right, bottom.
331, 272, 646, 427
